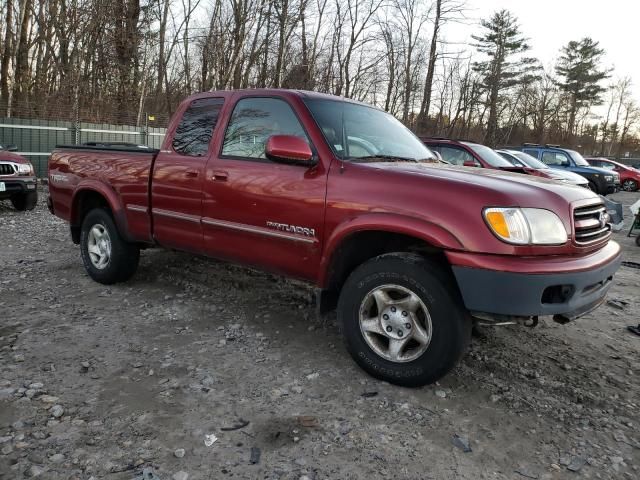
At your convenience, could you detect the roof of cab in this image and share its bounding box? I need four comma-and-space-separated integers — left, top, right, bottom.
181, 88, 372, 107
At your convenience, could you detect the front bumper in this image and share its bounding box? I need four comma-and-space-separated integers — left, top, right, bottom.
449, 242, 621, 319
0, 176, 37, 198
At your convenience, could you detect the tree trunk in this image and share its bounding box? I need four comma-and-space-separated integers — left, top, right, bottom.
417, 0, 440, 132
1, 0, 13, 111
157, 0, 170, 96
274, 0, 289, 88
12, 0, 32, 108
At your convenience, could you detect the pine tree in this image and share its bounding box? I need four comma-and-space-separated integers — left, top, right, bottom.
555, 37, 609, 141
472, 9, 539, 147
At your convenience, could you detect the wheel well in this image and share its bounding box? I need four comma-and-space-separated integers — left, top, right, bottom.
70, 191, 111, 244
324, 230, 448, 295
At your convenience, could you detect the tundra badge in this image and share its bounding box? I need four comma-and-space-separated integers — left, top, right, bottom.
266, 221, 316, 237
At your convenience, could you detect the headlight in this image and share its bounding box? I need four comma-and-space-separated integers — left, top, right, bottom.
484, 207, 568, 245
604, 175, 613, 182
17, 163, 34, 176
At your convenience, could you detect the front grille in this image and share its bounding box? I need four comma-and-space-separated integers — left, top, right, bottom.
0, 163, 16, 176
573, 203, 611, 245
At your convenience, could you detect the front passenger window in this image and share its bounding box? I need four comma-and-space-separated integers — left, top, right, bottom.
221, 97, 310, 160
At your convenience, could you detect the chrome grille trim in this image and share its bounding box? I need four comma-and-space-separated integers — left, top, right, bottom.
573, 203, 611, 245
574, 206, 605, 217
0, 162, 17, 176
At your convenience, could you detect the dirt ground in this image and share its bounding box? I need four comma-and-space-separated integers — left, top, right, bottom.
1, 186, 639, 480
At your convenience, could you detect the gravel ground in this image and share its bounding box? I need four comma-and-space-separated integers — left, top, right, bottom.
1, 187, 639, 480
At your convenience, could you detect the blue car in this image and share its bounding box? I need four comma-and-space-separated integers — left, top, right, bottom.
509, 144, 620, 195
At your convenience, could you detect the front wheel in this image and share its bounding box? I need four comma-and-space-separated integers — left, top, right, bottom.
338, 253, 471, 387
11, 191, 38, 211
622, 179, 638, 192
80, 208, 140, 284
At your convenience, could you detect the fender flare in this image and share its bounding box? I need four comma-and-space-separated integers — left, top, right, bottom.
70, 180, 131, 241
317, 213, 464, 287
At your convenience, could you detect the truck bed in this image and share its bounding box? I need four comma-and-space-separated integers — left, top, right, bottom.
48, 144, 159, 243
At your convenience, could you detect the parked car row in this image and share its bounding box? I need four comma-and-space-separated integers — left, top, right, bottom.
419, 138, 631, 194
496, 150, 589, 187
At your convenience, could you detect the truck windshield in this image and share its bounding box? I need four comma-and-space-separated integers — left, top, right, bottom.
304, 99, 436, 162
567, 150, 590, 166
463, 143, 514, 168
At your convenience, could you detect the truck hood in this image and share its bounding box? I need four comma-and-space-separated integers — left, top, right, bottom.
0, 150, 30, 164
366, 162, 599, 205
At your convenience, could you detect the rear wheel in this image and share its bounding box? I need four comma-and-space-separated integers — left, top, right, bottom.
622, 179, 638, 192
338, 253, 471, 387
11, 191, 37, 211
80, 208, 140, 284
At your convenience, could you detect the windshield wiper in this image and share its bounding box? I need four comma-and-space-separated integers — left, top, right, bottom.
348, 155, 422, 163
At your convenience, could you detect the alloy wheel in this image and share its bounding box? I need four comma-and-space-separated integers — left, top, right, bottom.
358, 284, 433, 363
87, 224, 112, 269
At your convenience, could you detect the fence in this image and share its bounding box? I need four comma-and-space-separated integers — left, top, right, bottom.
0, 117, 166, 177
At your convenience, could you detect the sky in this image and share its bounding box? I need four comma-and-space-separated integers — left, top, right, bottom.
445, 0, 640, 101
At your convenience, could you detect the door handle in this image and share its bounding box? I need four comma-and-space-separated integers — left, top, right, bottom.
185, 170, 198, 178
212, 170, 228, 181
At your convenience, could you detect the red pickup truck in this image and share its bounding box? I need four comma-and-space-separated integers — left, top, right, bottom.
48, 89, 621, 387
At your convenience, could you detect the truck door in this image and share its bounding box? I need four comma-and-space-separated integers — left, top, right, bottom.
201, 96, 327, 281
151, 97, 224, 253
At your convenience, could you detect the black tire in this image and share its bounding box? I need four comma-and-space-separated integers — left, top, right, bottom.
587, 180, 598, 193
338, 253, 471, 387
11, 191, 38, 211
623, 179, 638, 192
636, 235, 640, 247
80, 208, 140, 284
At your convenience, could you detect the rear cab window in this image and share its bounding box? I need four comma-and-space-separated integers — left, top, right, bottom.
172, 98, 225, 156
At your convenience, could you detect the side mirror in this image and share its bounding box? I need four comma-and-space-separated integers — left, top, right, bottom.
6, 144, 18, 152
463, 160, 478, 167
265, 135, 315, 166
